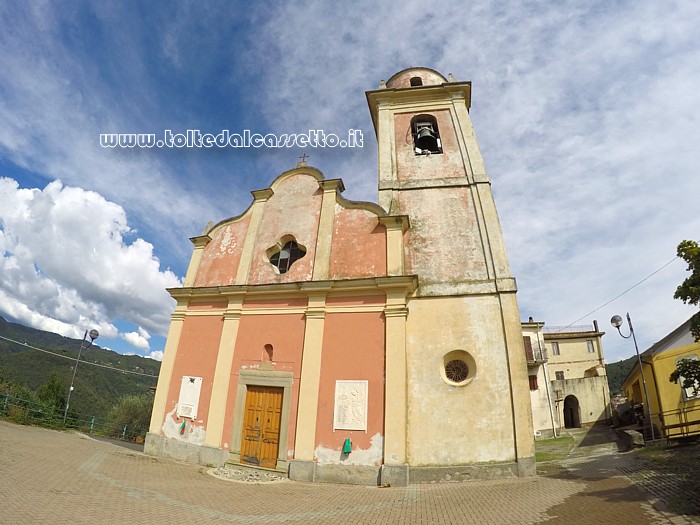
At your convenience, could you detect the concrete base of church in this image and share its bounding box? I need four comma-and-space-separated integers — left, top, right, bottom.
288, 460, 381, 485
288, 459, 535, 486
144, 433, 228, 468
145, 435, 536, 485
517, 456, 537, 476
408, 457, 536, 484
379, 464, 409, 486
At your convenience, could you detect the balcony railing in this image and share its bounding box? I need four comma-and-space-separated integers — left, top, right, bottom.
525, 342, 548, 364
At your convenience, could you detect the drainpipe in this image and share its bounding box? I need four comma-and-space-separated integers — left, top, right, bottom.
543, 362, 557, 438
643, 357, 663, 432
537, 330, 557, 438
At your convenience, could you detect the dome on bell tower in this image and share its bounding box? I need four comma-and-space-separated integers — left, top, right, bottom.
385, 67, 450, 89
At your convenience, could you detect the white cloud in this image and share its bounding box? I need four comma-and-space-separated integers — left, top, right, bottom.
0, 177, 179, 339
145, 350, 164, 361
121, 328, 151, 351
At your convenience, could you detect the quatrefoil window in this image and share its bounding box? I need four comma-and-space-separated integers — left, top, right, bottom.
267, 237, 306, 274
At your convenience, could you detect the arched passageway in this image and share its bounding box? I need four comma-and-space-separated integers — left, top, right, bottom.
563, 395, 581, 428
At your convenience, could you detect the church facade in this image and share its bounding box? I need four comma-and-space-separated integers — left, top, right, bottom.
145, 67, 535, 485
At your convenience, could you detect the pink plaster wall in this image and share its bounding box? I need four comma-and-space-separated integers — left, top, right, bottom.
243, 297, 308, 309
325, 295, 384, 307
165, 315, 223, 429
194, 217, 251, 287
400, 187, 488, 283
394, 110, 466, 181
246, 174, 322, 284
221, 312, 306, 456
187, 300, 228, 310
315, 311, 385, 459
329, 207, 387, 279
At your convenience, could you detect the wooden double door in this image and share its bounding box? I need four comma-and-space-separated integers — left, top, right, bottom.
240, 386, 283, 469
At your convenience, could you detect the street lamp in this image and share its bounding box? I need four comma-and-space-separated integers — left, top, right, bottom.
63, 329, 99, 424
611, 313, 655, 441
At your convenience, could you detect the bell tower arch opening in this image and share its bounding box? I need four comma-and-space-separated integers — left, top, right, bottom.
411, 114, 442, 155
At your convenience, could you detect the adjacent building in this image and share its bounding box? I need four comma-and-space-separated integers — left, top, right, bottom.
523, 319, 611, 437
145, 67, 536, 485
621, 318, 700, 439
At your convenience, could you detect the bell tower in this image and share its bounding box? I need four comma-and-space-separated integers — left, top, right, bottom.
367, 68, 535, 480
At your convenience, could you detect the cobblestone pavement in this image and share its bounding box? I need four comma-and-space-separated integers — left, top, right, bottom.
547, 426, 699, 525
617, 447, 700, 523
0, 420, 693, 524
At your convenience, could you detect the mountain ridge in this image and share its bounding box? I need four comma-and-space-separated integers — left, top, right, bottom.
0, 316, 160, 417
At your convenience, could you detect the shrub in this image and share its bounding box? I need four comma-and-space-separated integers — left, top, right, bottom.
104, 394, 153, 439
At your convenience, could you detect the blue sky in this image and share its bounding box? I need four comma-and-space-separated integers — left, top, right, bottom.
0, 1, 699, 362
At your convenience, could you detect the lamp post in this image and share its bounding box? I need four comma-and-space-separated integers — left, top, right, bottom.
611, 313, 655, 441
63, 329, 99, 424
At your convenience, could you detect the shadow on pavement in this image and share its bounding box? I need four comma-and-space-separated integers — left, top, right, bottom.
578, 425, 617, 447
83, 434, 145, 452
540, 424, 700, 521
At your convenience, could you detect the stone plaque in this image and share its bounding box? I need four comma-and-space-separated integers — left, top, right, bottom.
177, 376, 202, 419
333, 380, 368, 431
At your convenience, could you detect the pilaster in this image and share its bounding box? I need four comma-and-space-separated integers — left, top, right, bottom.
383, 289, 409, 465
312, 179, 345, 280
183, 235, 211, 287
499, 292, 536, 465
376, 100, 396, 212
149, 303, 187, 433
378, 215, 409, 276
234, 188, 274, 285
204, 294, 244, 447
293, 289, 329, 460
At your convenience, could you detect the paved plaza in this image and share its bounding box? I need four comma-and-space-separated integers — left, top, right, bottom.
0, 420, 696, 524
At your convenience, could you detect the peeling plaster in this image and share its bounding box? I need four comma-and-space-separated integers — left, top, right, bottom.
314, 433, 383, 466
162, 408, 206, 445
218, 226, 238, 255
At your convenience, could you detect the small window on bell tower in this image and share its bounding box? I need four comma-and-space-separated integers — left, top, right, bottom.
410, 76, 423, 86
411, 114, 442, 155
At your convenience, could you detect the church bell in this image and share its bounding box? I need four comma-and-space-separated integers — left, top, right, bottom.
415, 125, 438, 152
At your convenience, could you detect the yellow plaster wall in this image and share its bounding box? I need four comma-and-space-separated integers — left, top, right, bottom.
405, 295, 530, 464
546, 336, 605, 379
649, 343, 700, 436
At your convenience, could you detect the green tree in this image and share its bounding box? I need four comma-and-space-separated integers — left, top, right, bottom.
104, 394, 153, 437
36, 372, 66, 410
674, 239, 700, 341
669, 358, 700, 398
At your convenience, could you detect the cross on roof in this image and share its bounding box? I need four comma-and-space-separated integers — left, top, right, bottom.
297, 153, 308, 167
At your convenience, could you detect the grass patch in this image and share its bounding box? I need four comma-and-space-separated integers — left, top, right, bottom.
631, 441, 668, 460
667, 493, 699, 516
535, 435, 575, 462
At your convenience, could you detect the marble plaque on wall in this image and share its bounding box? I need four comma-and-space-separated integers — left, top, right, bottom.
333, 380, 368, 431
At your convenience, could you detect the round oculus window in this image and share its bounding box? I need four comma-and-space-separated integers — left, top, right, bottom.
445, 359, 469, 383
440, 350, 476, 386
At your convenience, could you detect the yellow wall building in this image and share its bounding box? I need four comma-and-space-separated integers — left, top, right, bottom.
622, 319, 700, 439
